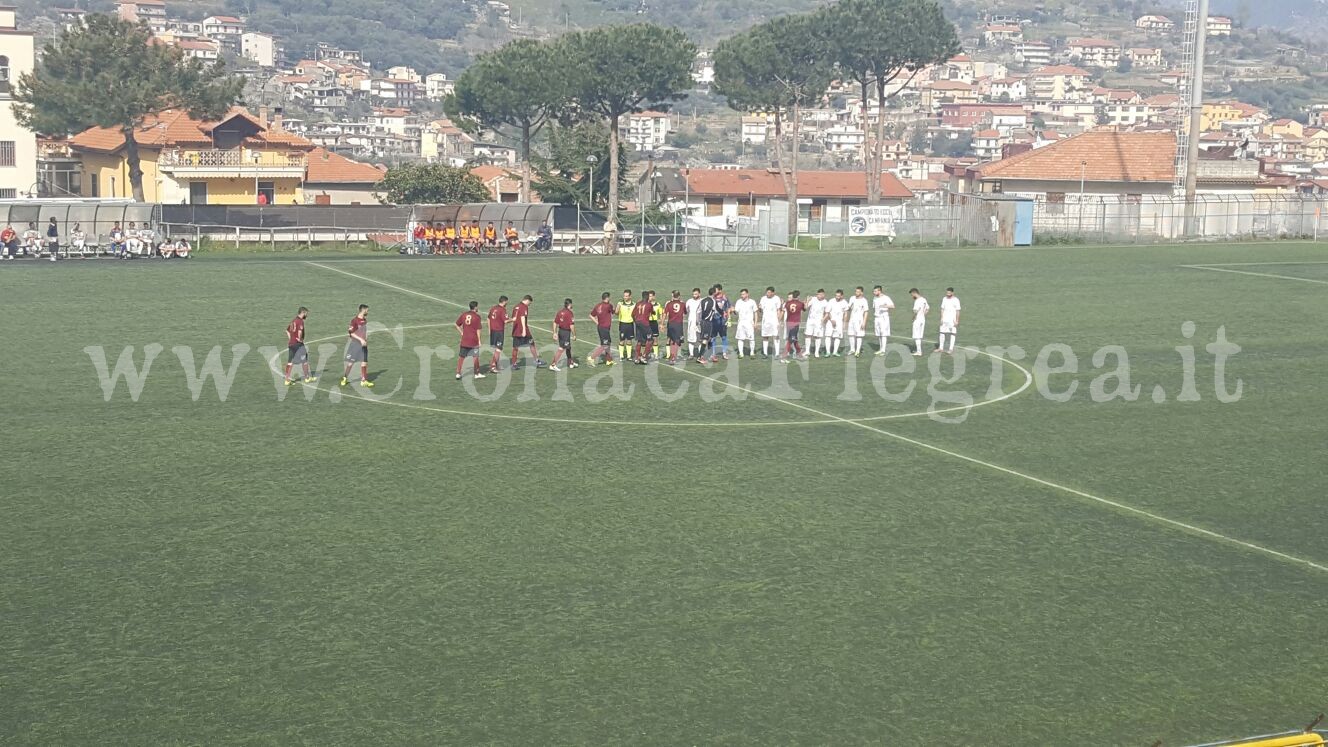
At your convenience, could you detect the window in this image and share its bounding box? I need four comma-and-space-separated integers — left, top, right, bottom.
0, 56, 9, 96
736, 200, 754, 217
704, 198, 723, 217
0, 188, 14, 199
90, 174, 99, 198
1046, 192, 1066, 215
0, 141, 14, 167
189, 181, 208, 204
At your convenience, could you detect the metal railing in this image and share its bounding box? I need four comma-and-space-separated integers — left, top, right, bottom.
159, 148, 307, 169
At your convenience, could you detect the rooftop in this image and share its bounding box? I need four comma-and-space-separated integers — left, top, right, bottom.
976, 130, 1176, 183
677, 168, 913, 200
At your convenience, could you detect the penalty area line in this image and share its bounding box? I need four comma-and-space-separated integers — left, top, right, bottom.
305, 262, 1328, 576
1179, 264, 1328, 286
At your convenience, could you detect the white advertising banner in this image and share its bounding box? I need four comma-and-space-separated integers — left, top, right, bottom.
848, 206, 901, 236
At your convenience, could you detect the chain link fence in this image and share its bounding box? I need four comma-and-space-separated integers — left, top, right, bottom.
1032, 194, 1328, 243
803, 194, 1328, 250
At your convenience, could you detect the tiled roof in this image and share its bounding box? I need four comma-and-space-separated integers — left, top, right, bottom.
305, 147, 385, 184
681, 168, 913, 200
976, 130, 1176, 182
69, 107, 313, 152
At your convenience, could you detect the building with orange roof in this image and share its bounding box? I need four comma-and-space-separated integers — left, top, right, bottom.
967, 130, 1262, 198
303, 147, 384, 205
1200, 100, 1270, 132
69, 107, 315, 204
651, 167, 913, 231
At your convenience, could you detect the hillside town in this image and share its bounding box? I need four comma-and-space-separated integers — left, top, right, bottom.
4, 1, 1328, 210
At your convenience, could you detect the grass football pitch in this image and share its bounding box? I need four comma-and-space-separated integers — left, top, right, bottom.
3, 242, 1327, 745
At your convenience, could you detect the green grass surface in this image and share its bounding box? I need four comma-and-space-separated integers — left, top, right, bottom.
3, 243, 1327, 745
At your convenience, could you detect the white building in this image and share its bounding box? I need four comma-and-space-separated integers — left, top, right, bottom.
201, 15, 244, 55
1014, 41, 1051, 68
821, 125, 865, 158
621, 111, 671, 152
0, 6, 37, 198
1068, 38, 1121, 69
387, 66, 421, 84
424, 73, 453, 101
741, 115, 770, 145
1135, 15, 1175, 32
1207, 16, 1233, 37
241, 32, 277, 68
988, 77, 1028, 102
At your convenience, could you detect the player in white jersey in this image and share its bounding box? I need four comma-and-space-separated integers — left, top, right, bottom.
732, 288, 759, 358
909, 288, 929, 356
684, 288, 703, 358
805, 289, 828, 357
757, 286, 783, 359
846, 286, 870, 357
871, 285, 895, 356
936, 287, 961, 354
824, 289, 850, 356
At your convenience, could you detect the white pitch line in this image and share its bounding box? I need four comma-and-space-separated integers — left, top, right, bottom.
304, 263, 1328, 576
1188, 261, 1328, 267
1179, 264, 1328, 286
306, 261, 472, 307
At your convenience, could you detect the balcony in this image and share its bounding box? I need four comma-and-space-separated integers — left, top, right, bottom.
158, 148, 307, 178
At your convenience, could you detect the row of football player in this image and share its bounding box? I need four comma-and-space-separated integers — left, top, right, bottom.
280, 285, 963, 387
442, 285, 962, 379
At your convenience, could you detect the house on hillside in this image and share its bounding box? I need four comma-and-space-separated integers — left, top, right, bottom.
1127, 47, 1165, 69
1068, 38, 1121, 69
1207, 16, 1233, 37
1135, 15, 1174, 32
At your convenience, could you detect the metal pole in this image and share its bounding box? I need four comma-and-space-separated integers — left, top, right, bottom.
1078, 160, 1087, 234
1183, 0, 1210, 235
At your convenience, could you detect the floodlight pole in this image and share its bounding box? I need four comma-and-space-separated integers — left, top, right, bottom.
1183, 0, 1210, 236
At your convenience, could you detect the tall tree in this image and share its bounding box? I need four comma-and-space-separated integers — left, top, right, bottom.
562, 23, 696, 249
376, 163, 490, 205
530, 121, 626, 209
11, 14, 243, 202
445, 38, 568, 202
714, 13, 834, 232
823, 0, 960, 203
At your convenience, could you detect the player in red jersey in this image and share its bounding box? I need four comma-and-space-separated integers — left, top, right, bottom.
339, 304, 373, 387
663, 291, 686, 365
508, 295, 540, 370
455, 300, 487, 380
486, 295, 510, 372
631, 291, 655, 364
782, 291, 806, 363
549, 298, 579, 371
587, 292, 616, 367
283, 306, 316, 385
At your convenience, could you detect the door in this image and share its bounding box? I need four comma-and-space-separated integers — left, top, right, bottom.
257, 181, 276, 205
189, 181, 208, 205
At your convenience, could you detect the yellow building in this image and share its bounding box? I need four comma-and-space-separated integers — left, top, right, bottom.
1200, 100, 1269, 132
70, 107, 312, 204
1264, 118, 1305, 139
1304, 128, 1328, 163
